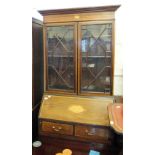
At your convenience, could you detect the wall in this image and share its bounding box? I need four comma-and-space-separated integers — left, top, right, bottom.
32, 0, 124, 96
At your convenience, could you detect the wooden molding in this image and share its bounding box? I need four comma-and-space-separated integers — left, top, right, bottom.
39, 5, 120, 16
43, 12, 115, 23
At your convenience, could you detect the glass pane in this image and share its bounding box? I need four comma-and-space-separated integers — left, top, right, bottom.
81, 23, 112, 94
47, 25, 75, 91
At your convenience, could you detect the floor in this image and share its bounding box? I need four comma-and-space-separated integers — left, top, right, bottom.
33, 146, 122, 155
33, 144, 88, 155
32, 139, 122, 155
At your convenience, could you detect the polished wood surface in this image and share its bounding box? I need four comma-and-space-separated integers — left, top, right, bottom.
108, 103, 123, 134
75, 125, 112, 141
43, 12, 114, 23
39, 95, 113, 126
41, 121, 73, 135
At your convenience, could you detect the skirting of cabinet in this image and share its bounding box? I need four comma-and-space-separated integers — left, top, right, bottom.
39, 135, 112, 152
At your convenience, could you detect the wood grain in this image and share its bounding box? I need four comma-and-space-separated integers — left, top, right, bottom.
39, 95, 113, 126
75, 125, 112, 141
43, 12, 114, 23
41, 121, 73, 135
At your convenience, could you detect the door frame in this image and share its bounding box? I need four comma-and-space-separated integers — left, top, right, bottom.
43, 22, 78, 95
77, 20, 115, 96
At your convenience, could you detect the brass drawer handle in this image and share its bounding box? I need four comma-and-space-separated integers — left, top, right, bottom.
85, 129, 95, 136
52, 126, 62, 132
87, 132, 95, 136
53, 128, 61, 132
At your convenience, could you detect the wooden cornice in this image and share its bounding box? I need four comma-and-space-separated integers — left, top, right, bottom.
39, 5, 120, 16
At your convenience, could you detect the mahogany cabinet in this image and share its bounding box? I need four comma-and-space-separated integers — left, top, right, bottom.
39, 5, 120, 96
38, 5, 120, 152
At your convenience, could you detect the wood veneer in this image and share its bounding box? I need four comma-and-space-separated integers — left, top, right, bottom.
39, 95, 113, 126
41, 121, 73, 135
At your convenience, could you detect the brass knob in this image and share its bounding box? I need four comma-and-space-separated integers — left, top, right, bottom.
54, 128, 61, 132
53, 126, 62, 132
85, 129, 95, 136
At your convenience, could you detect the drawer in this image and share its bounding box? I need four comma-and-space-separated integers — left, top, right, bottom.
75, 125, 112, 141
41, 121, 73, 136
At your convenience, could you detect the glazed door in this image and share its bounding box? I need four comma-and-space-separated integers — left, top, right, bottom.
78, 21, 114, 95
45, 23, 77, 94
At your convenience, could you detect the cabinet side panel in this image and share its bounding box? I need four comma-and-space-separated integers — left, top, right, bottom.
32, 18, 44, 141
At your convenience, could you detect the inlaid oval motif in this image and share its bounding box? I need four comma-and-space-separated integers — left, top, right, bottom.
68, 105, 85, 113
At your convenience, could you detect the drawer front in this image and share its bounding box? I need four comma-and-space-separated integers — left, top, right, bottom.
75, 125, 112, 141
41, 121, 73, 136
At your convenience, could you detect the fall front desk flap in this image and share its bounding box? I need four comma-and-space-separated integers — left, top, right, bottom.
39, 95, 114, 126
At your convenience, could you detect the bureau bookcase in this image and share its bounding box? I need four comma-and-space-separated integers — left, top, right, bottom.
38, 5, 120, 152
